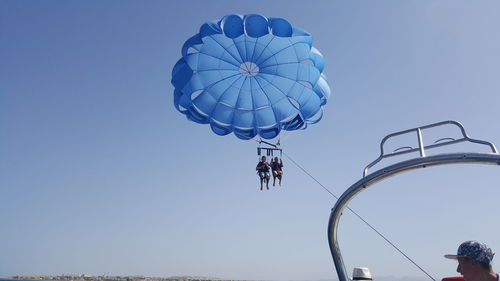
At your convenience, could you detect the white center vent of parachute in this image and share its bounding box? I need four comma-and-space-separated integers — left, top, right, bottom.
239, 62, 259, 77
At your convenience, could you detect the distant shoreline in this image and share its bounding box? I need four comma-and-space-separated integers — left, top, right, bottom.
0, 276, 250, 281
0, 278, 57, 281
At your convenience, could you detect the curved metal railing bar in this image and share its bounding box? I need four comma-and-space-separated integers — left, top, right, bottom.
434, 137, 455, 144
363, 120, 498, 177
393, 146, 413, 152
328, 121, 500, 281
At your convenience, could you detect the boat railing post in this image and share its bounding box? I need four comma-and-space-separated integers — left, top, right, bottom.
417, 128, 425, 157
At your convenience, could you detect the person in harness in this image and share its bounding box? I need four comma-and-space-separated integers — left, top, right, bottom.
256, 156, 271, 190
271, 156, 283, 186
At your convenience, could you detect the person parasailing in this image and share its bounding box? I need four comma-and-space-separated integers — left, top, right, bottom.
271, 157, 284, 186
256, 156, 271, 190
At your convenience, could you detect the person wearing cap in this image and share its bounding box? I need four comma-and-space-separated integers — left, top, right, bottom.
445, 241, 499, 281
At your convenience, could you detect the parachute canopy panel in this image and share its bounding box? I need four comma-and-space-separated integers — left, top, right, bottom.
172, 14, 331, 140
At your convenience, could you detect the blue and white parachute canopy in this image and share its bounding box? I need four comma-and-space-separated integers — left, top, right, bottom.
171, 14, 331, 140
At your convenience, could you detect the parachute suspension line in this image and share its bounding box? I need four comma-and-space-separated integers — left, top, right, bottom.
277, 115, 296, 145
282, 151, 437, 281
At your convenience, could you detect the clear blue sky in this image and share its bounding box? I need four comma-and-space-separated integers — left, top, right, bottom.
1, 1, 500, 280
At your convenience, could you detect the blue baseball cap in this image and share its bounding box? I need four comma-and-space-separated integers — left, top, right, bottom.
445, 241, 495, 264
